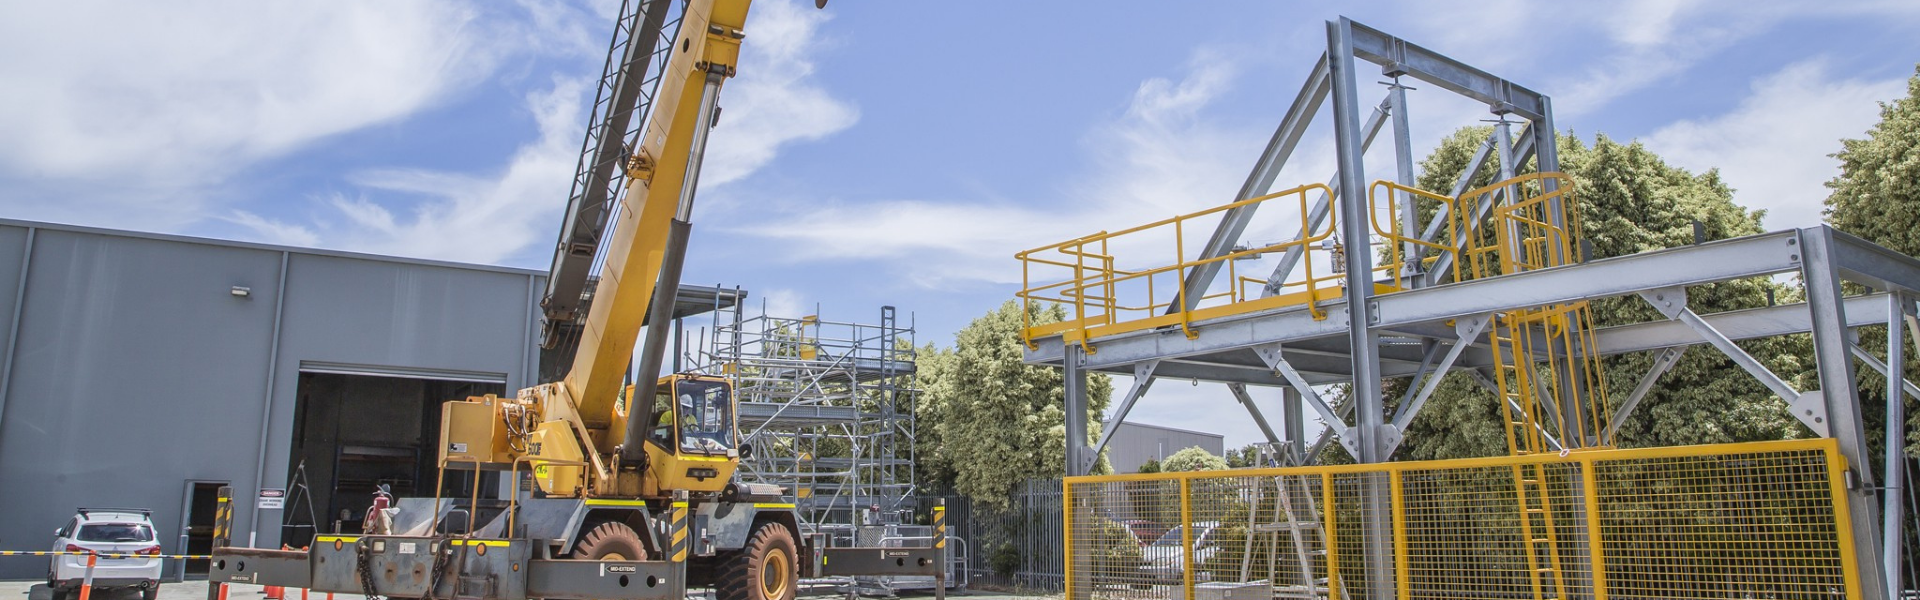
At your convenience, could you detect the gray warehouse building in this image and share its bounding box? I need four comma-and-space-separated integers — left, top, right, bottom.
1102, 421, 1225, 473
0, 219, 733, 579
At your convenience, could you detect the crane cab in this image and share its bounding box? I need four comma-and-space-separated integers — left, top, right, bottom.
635, 374, 740, 496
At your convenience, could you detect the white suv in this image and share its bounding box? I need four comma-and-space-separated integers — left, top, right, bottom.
49, 508, 163, 600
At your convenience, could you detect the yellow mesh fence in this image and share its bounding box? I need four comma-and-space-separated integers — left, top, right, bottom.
1064, 439, 1859, 600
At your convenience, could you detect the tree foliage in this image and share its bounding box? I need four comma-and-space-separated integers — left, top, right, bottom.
1161, 446, 1228, 472
915, 301, 1114, 506
1824, 65, 1920, 458
1393, 128, 1807, 460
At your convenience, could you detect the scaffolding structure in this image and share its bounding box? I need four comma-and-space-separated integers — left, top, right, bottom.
692, 303, 920, 539
1021, 16, 1918, 600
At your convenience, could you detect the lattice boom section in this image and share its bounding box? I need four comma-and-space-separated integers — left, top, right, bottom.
1063, 439, 1858, 600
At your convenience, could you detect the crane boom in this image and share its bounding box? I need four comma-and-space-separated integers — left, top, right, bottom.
523, 0, 751, 483
540, 0, 675, 349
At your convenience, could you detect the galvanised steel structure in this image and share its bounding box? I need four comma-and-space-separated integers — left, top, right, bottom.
1020, 17, 1917, 599
693, 304, 920, 538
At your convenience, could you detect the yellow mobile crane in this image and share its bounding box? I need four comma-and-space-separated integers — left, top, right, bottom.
209, 1, 944, 599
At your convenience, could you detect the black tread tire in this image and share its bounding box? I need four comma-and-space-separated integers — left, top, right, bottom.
141, 584, 159, 600
574, 522, 649, 561
715, 523, 797, 600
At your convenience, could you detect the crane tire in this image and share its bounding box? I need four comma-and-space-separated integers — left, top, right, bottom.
716, 522, 797, 600
575, 522, 649, 561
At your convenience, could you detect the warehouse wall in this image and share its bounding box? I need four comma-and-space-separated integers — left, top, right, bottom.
0, 220, 541, 578
1103, 421, 1226, 474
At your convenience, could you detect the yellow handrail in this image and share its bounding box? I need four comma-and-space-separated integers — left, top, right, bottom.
1015, 183, 1338, 347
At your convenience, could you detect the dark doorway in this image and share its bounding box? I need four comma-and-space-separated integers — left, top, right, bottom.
176, 481, 226, 581
282, 372, 505, 548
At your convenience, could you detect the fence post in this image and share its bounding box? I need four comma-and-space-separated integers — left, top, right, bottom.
208, 485, 232, 600
1581, 457, 1608, 600
1062, 480, 1076, 600
934, 499, 947, 600
1390, 470, 1408, 600
1181, 478, 1194, 600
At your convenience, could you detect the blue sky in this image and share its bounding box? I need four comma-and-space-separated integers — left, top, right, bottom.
3, 0, 1917, 449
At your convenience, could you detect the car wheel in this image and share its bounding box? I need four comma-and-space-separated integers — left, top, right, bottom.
141, 584, 159, 600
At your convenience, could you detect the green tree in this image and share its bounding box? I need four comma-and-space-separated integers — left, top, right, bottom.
1393, 128, 1807, 460
915, 301, 1114, 507
1161, 446, 1228, 472
1823, 65, 1920, 458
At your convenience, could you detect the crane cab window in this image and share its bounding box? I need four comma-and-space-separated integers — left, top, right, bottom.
649, 379, 735, 455
677, 379, 734, 455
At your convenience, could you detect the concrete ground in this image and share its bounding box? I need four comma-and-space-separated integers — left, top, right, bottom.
0, 580, 1054, 600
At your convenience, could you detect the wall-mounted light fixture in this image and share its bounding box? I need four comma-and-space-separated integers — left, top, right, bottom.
231, 286, 251, 298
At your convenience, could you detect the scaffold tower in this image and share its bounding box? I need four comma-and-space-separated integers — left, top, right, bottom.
692, 303, 920, 538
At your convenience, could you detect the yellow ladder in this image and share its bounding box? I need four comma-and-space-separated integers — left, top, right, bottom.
1489, 310, 1573, 600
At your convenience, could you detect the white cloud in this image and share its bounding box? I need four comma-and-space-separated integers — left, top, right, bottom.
236, 77, 591, 264
226, 0, 849, 265
1548, 0, 1920, 117
727, 50, 1277, 290
1643, 60, 1906, 230
701, 0, 859, 189
0, 0, 593, 231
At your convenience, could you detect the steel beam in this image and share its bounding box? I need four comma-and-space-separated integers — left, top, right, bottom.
1262, 99, 1393, 299
1389, 314, 1490, 437
1377, 231, 1802, 328
1346, 20, 1549, 121
1594, 294, 1893, 356
1228, 383, 1283, 444
1829, 227, 1920, 294
1800, 228, 1890, 599
1258, 344, 1353, 449
1600, 346, 1686, 443
1087, 361, 1160, 471
1178, 55, 1330, 312
1637, 288, 1824, 435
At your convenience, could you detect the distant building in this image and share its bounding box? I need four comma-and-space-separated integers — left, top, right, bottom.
1102, 421, 1225, 473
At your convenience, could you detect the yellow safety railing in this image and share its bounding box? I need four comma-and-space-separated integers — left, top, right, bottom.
1016, 184, 1340, 348
1367, 180, 1479, 287
1063, 439, 1861, 600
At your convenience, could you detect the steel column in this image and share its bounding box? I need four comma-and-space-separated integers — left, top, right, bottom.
1387, 74, 1419, 288
1063, 345, 1093, 477
1883, 293, 1907, 595
1283, 387, 1306, 463
1329, 18, 1393, 600
1800, 228, 1890, 599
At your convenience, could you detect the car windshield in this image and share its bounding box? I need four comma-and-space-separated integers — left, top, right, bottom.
77, 523, 152, 543
1149, 526, 1184, 547
1148, 524, 1213, 548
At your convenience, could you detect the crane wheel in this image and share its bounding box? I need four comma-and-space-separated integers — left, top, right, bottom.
716, 522, 797, 600
575, 522, 649, 561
